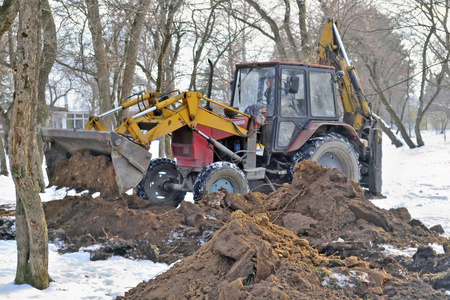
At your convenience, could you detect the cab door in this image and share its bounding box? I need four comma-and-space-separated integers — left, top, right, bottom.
273, 67, 308, 151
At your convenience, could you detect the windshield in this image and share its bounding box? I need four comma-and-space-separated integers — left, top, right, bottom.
231, 67, 275, 115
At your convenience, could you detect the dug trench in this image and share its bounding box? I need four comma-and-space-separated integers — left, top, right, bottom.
1, 152, 450, 299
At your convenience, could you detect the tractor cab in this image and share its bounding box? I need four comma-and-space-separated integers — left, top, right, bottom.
231, 62, 339, 153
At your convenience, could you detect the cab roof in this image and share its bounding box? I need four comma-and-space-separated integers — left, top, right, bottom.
235, 61, 335, 70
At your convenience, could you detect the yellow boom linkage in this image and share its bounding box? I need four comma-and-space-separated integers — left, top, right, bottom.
85, 91, 249, 147
316, 19, 374, 133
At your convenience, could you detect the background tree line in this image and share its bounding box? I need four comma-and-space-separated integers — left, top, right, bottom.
0, 0, 448, 289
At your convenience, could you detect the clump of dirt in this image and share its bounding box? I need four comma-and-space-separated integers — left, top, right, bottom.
120, 211, 446, 300
48, 150, 119, 195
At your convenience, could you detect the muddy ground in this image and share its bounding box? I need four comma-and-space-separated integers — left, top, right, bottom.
1, 153, 450, 299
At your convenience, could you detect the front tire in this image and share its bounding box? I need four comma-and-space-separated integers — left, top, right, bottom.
136, 158, 186, 206
290, 133, 360, 181
193, 162, 249, 200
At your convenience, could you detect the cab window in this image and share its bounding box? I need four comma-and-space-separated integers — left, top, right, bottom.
280, 69, 306, 118
309, 72, 336, 117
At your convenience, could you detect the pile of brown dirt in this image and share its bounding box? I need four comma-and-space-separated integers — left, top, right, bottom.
217, 161, 445, 250
44, 193, 232, 263
48, 150, 119, 195
120, 211, 446, 300
20, 160, 448, 298
265, 161, 446, 248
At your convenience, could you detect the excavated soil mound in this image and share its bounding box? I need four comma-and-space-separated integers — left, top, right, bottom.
1, 159, 447, 298
48, 150, 119, 195
43, 193, 233, 263
220, 161, 446, 249
121, 211, 446, 300
122, 211, 350, 299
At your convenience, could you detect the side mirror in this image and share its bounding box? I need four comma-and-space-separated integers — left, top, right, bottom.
335, 70, 344, 81
288, 76, 299, 94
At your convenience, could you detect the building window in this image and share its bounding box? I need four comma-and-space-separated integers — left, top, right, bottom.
66, 113, 89, 129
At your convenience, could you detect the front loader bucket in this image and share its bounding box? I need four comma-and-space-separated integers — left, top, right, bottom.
41, 128, 152, 193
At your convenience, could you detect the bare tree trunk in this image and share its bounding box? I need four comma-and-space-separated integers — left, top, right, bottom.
189, 4, 216, 91
11, 0, 51, 289
373, 114, 403, 148
414, 32, 449, 146
0, 0, 19, 39
371, 81, 416, 149
154, 0, 183, 158
85, 0, 115, 129
32, 0, 57, 192
121, 0, 151, 100
296, 0, 310, 59
283, 0, 300, 61
0, 133, 8, 176
363, 59, 416, 148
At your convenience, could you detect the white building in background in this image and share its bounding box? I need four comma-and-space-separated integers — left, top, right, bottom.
48, 94, 90, 129
49, 106, 90, 129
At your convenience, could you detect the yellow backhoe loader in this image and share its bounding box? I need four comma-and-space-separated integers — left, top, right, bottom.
42, 18, 382, 206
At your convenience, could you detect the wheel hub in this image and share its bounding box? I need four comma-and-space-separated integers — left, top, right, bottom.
210, 178, 236, 194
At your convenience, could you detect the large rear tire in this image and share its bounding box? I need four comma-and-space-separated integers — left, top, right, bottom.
290, 133, 360, 181
136, 158, 186, 206
193, 162, 249, 200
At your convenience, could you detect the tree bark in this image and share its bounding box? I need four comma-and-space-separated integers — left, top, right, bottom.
296, 0, 310, 59
10, 0, 51, 290
154, 0, 183, 158
373, 114, 403, 148
0, 133, 8, 175
369, 78, 416, 149
0, 0, 19, 39
37, 0, 56, 129
283, 0, 300, 61
85, 0, 115, 129
155, 0, 183, 93
121, 0, 151, 100
32, 0, 57, 192
414, 28, 449, 146
362, 58, 416, 148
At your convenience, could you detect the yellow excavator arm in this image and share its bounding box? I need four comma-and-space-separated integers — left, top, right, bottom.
316, 19, 374, 133
85, 91, 250, 148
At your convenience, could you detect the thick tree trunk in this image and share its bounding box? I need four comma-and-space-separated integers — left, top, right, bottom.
37, 0, 56, 128
31, 0, 57, 192
85, 0, 115, 129
0, 0, 19, 39
11, 0, 51, 290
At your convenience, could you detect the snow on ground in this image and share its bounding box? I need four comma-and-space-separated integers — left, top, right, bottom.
371, 131, 450, 235
0, 131, 449, 298
0, 241, 171, 299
